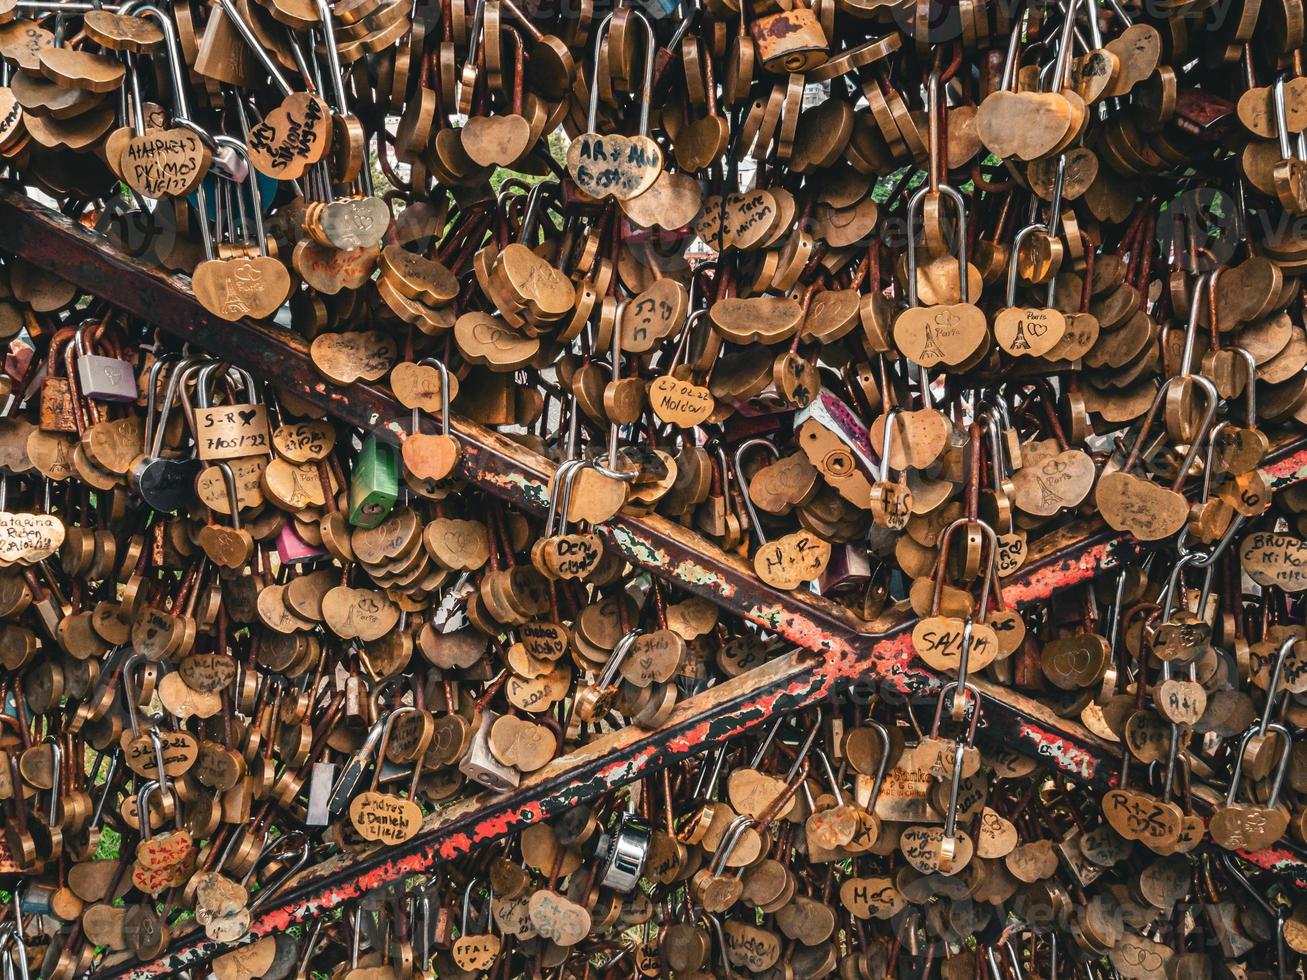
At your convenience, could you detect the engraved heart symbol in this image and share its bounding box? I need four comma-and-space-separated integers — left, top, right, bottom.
625, 629, 683, 686
247, 92, 331, 180
748, 453, 819, 515
993, 306, 1066, 357
157, 672, 222, 721
452, 934, 503, 972
192, 255, 292, 322
1012, 448, 1095, 516
319, 196, 391, 250
898, 826, 973, 875
566, 132, 663, 201
321, 585, 399, 641
489, 714, 556, 772
893, 304, 988, 367
423, 517, 490, 571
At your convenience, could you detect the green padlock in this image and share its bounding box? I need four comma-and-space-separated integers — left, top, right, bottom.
349, 434, 399, 528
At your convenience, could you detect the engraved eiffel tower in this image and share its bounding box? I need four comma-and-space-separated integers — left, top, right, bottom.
1010, 314, 1033, 351
920, 319, 944, 361
1037, 476, 1060, 509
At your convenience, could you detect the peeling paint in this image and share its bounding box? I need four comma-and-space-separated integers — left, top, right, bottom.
1018, 723, 1101, 782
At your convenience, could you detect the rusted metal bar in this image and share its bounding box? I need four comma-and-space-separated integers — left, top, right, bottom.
6, 191, 1307, 977
8, 185, 1307, 789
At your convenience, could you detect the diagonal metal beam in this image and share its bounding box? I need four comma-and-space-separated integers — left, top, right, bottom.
6, 190, 1307, 977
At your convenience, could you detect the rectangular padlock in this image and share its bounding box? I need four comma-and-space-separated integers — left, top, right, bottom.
77, 353, 138, 403
794, 389, 878, 506
276, 523, 326, 564
818, 543, 870, 596
349, 434, 398, 528
305, 761, 337, 826
459, 710, 520, 791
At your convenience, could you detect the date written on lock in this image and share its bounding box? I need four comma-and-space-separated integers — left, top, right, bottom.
194, 405, 271, 460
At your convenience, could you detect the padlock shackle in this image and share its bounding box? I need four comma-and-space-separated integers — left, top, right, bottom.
249, 835, 312, 912
415, 358, 453, 437
1005, 225, 1041, 307
213, 136, 270, 257
864, 721, 892, 812
585, 10, 656, 136
733, 438, 779, 548
877, 407, 904, 482
1227, 721, 1293, 805
1121, 373, 1219, 491
556, 459, 591, 536
905, 183, 969, 307
1259, 636, 1296, 738
598, 629, 643, 689
1157, 550, 1204, 622
212, 461, 242, 531
135, 779, 162, 840
211, 0, 295, 96
930, 681, 981, 744
813, 747, 844, 806
941, 740, 968, 838
368, 705, 417, 792
931, 518, 1000, 622
544, 458, 586, 538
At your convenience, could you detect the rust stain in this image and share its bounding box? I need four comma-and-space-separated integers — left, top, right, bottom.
1000, 542, 1115, 607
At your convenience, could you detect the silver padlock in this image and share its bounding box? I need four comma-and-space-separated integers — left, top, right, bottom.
459, 709, 520, 792
305, 761, 338, 826
74, 323, 138, 403
594, 814, 651, 894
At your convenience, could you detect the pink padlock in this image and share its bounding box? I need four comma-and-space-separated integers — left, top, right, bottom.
276, 523, 326, 565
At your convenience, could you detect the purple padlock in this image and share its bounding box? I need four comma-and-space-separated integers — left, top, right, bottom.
276, 523, 326, 565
